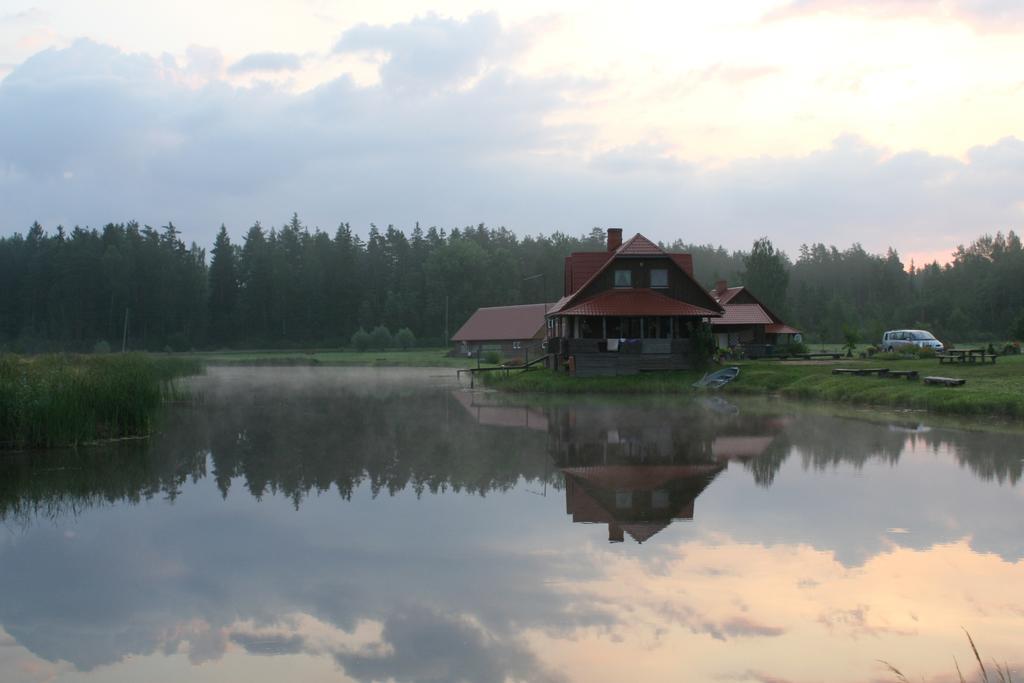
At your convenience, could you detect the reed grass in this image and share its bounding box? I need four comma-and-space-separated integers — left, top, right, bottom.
881, 630, 1014, 682
0, 353, 203, 449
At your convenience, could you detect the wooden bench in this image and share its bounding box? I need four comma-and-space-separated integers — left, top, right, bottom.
832, 368, 889, 376
884, 370, 919, 380
923, 376, 966, 386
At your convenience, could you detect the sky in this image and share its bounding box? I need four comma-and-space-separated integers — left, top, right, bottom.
1, 1, 1023, 264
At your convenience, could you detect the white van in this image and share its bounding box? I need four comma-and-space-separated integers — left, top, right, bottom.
881, 330, 944, 352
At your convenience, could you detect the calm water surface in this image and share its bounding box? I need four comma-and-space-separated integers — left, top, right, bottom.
1, 367, 1022, 683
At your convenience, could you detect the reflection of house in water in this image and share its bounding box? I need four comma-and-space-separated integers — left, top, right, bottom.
548, 404, 730, 543
453, 391, 787, 543
449, 390, 548, 432
563, 463, 722, 543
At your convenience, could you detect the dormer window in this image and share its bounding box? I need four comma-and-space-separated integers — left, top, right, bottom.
614, 270, 632, 288
650, 269, 668, 288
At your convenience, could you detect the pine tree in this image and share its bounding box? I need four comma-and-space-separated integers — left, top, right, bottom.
208, 224, 239, 346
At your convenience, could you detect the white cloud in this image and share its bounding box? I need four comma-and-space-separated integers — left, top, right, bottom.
0, 18, 1022, 261
228, 51, 303, 75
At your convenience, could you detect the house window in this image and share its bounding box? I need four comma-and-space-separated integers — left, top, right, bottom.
650, 269, 668, 288
614, 270, 632, 288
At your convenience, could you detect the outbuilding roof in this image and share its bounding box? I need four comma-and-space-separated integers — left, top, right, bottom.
765, 323, 801, 335
451, 303, 550, 342
712, 303, 774, 326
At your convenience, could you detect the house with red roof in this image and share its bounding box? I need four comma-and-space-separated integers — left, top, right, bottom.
709, 280, 801, 355
450, 302, 550, 361
545, 228, 724, 376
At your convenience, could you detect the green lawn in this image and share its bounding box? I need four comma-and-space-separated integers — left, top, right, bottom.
172, 348, 479, 368
485, 354, 1024, 419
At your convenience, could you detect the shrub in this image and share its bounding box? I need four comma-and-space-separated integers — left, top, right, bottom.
688, 321, 717, 370
776, 341, 808, 356
483, 350, 502, 365
841, 324, 860, 357
395, 327, 416, 350
350, 328, 370, 351
369, 325, 393, 349
93, 340, 112, 354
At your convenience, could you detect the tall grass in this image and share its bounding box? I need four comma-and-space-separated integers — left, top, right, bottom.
881, 630, 1015, 682
0, 354, 203, 449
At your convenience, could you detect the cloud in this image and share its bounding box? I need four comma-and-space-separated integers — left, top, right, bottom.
333, 12, 519, 91
658, 604, 786, 641
764, 0, 1024, 31
1, 26, 1023, 261
229, 631, 307, 656
228, 51, 302, 75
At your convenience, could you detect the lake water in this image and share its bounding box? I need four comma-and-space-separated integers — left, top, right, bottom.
1, 367, 1021, 683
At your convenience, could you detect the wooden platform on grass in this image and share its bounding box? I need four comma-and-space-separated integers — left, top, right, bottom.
884, 370, 919, 380
832, 367, 889, 376
832, 368, 919, 380
923, 376, 966, 386
938, 352, 997, 365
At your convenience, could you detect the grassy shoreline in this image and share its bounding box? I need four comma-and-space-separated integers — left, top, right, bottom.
0, 354, 203, 449
484, 355, 1024, 419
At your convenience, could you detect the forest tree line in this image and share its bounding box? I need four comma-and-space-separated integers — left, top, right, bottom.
1, 214, 1022, 352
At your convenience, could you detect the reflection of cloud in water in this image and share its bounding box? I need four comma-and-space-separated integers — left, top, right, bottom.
532, 539, 1024, 682
335, 605, 567, 683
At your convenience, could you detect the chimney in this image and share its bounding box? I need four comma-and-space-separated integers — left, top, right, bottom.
608, 523, 624, 543
715, 279, 728, 294
607, 228, 622, 252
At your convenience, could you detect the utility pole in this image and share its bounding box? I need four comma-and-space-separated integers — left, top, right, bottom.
444, 295, 449, 345
121, 308, 130, 352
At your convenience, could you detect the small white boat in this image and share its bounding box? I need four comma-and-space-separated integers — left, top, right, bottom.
692, 366, 740, 389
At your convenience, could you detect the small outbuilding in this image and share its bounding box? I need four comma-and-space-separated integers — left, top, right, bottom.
450, 303, 550, 361
709, 280, 801, 355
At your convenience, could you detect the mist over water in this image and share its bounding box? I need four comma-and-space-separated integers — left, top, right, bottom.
0, 367, 1021, 682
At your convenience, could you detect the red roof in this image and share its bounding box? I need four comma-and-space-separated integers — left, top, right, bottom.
564, 236, 694, 296
451, 303, 549, 342
565, 252, 612, 294
558, 289, 721, 317
554, 232, 725, 316
712, 303, 774, 326
710, 284, 800, 333
670, 253, 694, 277
714, 286, 744, 304
616, 234, 663, 256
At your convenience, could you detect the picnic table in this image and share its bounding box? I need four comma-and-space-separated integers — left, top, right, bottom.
938, 349, 996, 365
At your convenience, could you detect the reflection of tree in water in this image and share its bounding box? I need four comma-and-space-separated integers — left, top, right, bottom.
0, 436, 209, 525
200, 389, 552, 505
739, 414, 1023, 487
0, 387, 553, 523
3, 383, 1021, 526
919, 429, 1023, 485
